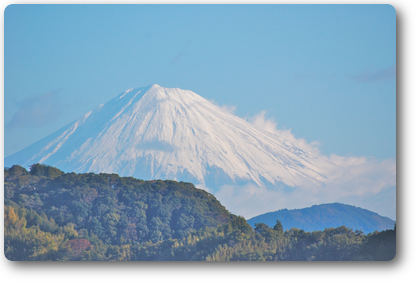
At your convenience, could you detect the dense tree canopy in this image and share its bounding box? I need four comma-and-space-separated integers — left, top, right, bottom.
4, 164, 396, 261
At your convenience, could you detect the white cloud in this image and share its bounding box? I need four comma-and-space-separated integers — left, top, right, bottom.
209, 99, 237, 114
212, 160, 395, 220
247, 111, 321, 155
326, 155, 396, 196
210, 111, 397, 220
220, 104, 237, 114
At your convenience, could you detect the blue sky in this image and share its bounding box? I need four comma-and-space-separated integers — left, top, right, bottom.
4, 4, 396, 160
2, 3, 398, 224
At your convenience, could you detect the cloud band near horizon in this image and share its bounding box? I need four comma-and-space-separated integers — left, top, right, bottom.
201, 109, 396, 220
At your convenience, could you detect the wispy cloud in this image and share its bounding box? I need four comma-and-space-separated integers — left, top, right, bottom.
247, 111, 321, 155
219, 104, 237, 114
5, 90, 64, 131
171, 40, 193, 64
210, 100, 237, 114
208, 110, 397, 220
172, 51, 188, 64
350, 65, 396, 83
213, 157, 396, 220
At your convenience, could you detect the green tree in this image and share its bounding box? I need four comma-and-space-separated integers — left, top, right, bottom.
7, 165, 29, 177
273, 220, 284, 234
30, 163, 64, 178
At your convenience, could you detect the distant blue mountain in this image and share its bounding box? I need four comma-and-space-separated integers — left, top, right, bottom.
247, 203, 395, 234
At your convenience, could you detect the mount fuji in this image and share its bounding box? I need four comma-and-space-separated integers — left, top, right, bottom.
5, 84, 335, 190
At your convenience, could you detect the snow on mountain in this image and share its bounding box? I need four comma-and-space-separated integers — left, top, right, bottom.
5, 84, 335, 190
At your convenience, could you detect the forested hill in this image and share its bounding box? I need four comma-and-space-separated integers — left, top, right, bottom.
4, 164, 395, 261
4, 164, 234, 246
247, 203, 395, 234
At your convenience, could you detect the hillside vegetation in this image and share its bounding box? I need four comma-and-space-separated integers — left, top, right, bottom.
4, 164, 395, 261
247, 203, 395, 234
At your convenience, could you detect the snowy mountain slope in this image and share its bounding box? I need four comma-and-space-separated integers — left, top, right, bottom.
5, 84, 335, 189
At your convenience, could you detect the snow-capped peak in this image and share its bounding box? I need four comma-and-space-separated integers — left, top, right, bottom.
5, 85, 334, 190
